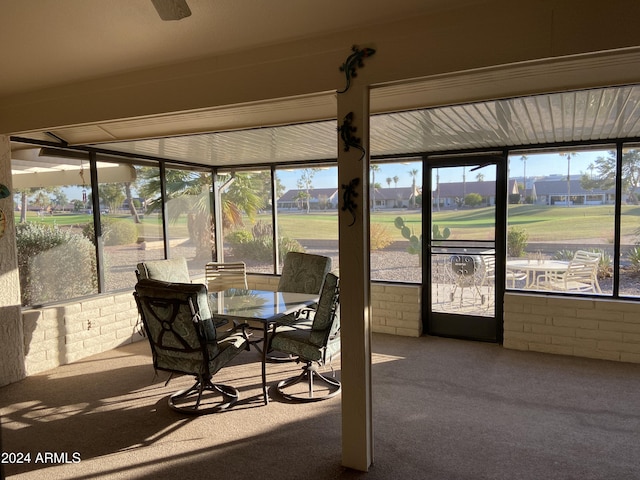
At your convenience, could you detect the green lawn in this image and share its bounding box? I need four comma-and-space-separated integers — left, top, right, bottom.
19, 205, 639, 244
430, 204, 638, 241
272, 205, 638, 243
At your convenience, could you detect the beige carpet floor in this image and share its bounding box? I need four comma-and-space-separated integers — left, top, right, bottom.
2, 333, 640, 480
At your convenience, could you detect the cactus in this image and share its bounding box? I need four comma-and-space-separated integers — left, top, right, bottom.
394, 216, 422, 265
432, 224, 451, 241
394, 217, 451, 266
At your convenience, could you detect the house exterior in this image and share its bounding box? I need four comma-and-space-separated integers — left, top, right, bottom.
533, 178, 616, 206
432, 180, 519, 207
277, 188, 339, 210
278, 186, 419, 210
371, 186, 418, 208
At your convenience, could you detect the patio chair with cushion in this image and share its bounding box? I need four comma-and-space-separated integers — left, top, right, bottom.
536, 250, 602, 293
134, 278, 249, 414
267, 252, 332, 360
278, 252, 332, 295
136, 257, 191, 283
267, 272, 341, 402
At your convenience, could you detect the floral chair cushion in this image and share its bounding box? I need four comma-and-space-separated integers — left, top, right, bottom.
136, 257, 191, 283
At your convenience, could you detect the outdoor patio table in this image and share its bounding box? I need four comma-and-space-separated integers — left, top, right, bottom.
208, 288, 320, 404
506, 259, 570, 289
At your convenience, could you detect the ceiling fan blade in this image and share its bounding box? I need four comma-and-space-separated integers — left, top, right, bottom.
151, 0, 191, 21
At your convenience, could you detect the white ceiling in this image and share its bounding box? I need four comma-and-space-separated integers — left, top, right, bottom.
0, 0, 483, 99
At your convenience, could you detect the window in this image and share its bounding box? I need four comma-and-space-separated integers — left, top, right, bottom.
506, 148, 615, 295
618, 144, 640, 297
12, 150, 98, 306
370, 160, 422, 283
275, 165, 338, 273
99, 162, 164, 292
219, 168, 275, 273
163, 165, 214, 280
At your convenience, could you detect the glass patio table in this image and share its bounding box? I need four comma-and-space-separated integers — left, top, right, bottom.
208, 288, 320, 404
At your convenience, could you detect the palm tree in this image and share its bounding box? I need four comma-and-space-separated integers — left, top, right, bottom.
386, 177, 392, 188
520, 155, 527, 203
371, 164, 380, 210
408, 169, 419, 207
462, 166, 467, 205
393, 175, 399, 188
560, 151, 578, 207
140, 169, 262, 258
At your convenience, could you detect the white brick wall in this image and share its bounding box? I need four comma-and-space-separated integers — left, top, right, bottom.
247, 275, 423, 337
22, 280, 638, 377
370, 283, 422, 337
504, 293, 640, 364
23, 292, 142, 375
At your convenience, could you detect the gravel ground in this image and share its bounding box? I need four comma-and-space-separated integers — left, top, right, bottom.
104, 241, 640, 297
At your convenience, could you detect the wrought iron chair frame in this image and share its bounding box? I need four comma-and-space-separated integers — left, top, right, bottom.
134, 278, 249, 415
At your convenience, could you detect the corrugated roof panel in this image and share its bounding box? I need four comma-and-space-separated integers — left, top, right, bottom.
87, 85, 640, 165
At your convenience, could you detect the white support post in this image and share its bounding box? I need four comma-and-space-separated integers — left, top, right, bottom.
337, 82, 373, 471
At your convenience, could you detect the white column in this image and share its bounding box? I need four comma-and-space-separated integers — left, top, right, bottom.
337, 82, 373, 469
0, 135, 25, 386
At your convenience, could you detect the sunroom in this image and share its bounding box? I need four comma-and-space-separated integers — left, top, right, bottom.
9, 78, 640, 361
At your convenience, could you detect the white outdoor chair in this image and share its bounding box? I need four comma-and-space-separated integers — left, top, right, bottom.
536, 250, 602, 293
205, 262, 248, 291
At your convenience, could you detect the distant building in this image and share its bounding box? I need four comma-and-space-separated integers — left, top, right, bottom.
277, 186, 420, 210
432, 180, 519, 208
371, 187, 419, 209
277, 188, 339, 210
533, 178, 615, 205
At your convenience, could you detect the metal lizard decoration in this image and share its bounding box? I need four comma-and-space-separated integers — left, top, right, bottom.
341, 177, 360, 226
338, 112, 365, 161
337, 45, 376, 94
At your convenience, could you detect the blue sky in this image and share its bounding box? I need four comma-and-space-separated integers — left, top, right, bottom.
274, 148, 611, 191
43, 149, 612, 203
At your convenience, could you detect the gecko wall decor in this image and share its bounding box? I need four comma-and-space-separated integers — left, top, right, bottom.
338, 112, 365, 161
341, 177, 360, 227
337, 45, 376, 94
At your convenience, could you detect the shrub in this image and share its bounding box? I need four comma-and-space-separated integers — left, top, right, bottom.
16, 223, 97, 306
507, 227, 528, 257
226, 229, 253, 245
553, 249, 575, 261
370, 223, 392, 251
105, 219, 138, 245
627, 245, 640, 275
464, 192, 483, 207
82, 217, 138, 246
226, 224, 304, 262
